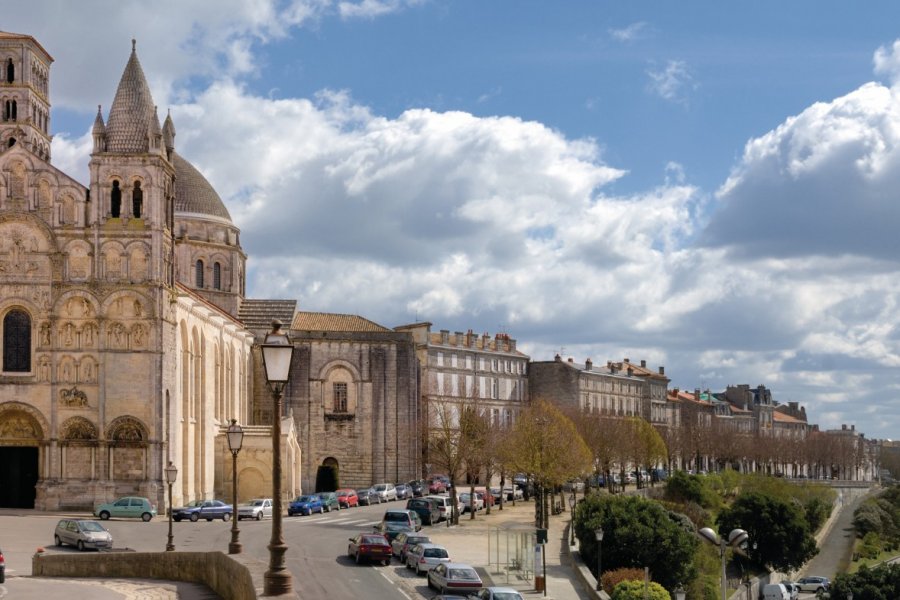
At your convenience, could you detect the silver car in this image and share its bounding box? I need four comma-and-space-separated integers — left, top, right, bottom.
54, 519, 113, 551
406, 542, 451, 575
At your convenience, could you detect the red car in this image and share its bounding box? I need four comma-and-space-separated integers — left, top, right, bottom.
336, 489, 359, 508
427, 477, 448, 494
348, 533, 392, 565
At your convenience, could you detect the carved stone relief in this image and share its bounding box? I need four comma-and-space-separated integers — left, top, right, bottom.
38, 354, 50, 381
0, 415, 37, 439
81, 322, 96, 348
58, 357, 75, 383
108, 322, 126, 349
131, 324, 146, 348
79, 358, 96, 383
68, 245, 91, 280
61, 416, 97, 440
108, 416, 145, 442
59, 386, 89, 408
130, 247, 147, 281
0, 227, 43, 276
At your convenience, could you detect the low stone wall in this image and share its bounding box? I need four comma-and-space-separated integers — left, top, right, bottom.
565, 522, 611, 600
32, 550, 275, 600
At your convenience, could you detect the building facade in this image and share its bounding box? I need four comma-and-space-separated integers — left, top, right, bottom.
0, 31, 299, 511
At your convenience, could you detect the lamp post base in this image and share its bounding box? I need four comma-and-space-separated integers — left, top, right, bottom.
263, 541, 293, 596
228, 541, 243, 555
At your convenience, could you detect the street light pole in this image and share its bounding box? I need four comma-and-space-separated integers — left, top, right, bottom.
227, 419, 244, 555
164, 461, 177, 552
261, 320, 295, 597
699, 527, 748, 600
568, 494, 576, 546
595, 526, 604, 591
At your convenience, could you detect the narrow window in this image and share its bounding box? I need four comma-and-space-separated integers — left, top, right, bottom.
5, 59, 13, 84
10, 100, 15, 121
132, 181, 143, 218
195, 259, 204, 288
333, 382, 348, 412
3, 309, 31, 372
213, 262, 221, 290
110, 180, 121, 218
7, 138, 15, 148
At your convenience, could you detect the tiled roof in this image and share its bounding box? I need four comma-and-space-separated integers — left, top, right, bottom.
237, 300, 297, 330
172, 151, 232, 221
428, 332, 526, 356
105, 42, 157, 154
291, 311, 390, 332
0, 30, 53, 60
773, 411, 806, 424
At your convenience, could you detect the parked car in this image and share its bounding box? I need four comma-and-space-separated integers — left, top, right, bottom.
381, 508, 422, 531
347, 532, 392, 565
0, 546, 4, 583
459, 492, 484, 512
761, 583, 791, 600
395, 483, 412, 500
53, 519, 113, 551
407, 497, 441, 525
406, 542, 451, 575
288, 494, 324, 516
392, 532, 431, 561
427, 561, 483, 595
237, 498, 273, 520
336, 489, 359, 508
796, 576, 830, 593
781, 582, 800, 600
371, 483, 398, 502
502, 486, 524, 501
172, 499, 233, 522
316, 491, 341, 512
408, 480, 427, 497
428, 477, 448, 494
473, 587, 526, 600
94, 496, 157, 521
357, 488, 380, 506
426, 494, 460, 521
374, 521, 415, 542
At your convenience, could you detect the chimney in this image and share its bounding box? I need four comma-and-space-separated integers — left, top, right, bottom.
482, 332, 490, 348
568, 357, 574, 363
509, 339, 516, 351
674, 387, 680, 395
554, 354, 562, 362
454, 331, 464, 346
640, 359, 646, 368
658, 366, 665, 375
624, 358, 630, 363
440, 329, 449, 344
627, 367, 633, 376
694, 388, 701, 401
585, 358, 593, 370
842, 424, 847, 431
852, 425, 855, 431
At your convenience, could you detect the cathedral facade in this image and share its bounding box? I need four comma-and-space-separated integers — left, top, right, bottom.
0, 31, 303, 511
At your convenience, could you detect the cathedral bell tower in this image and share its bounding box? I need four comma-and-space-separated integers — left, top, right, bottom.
88, 39, 176, 288
0, 31, 53, 161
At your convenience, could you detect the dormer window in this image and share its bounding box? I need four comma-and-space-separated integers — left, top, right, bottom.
110, 180, 121, 218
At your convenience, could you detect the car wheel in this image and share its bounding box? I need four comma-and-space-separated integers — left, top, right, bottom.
99, 511, 110, 520
77, 540, 85, 551
256, 512, 263, 521
174, 517, 182, 522
190, 513, 199, 522
54, 534, 62, 547
382, 559, 389, 566
141, 512, 153, 522
223, 513, 231, 522
426, 575, 434, 589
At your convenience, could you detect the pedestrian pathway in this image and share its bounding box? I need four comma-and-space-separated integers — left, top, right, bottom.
797, 488, 873, 580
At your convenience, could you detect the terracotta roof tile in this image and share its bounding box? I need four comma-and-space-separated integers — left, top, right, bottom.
291, 311, 390, 332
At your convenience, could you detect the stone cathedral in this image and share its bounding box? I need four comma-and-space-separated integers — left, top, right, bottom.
0, 30, 305, 511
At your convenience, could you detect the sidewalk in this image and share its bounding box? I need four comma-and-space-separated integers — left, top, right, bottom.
425, 501, 594, 600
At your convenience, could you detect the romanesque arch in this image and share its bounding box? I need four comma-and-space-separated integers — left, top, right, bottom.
107, 415, 148, 481
0, 401, 47, 508
60, 416, 98, 480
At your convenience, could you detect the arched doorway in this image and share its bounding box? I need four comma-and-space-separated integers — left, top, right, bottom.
316, 457, 340, 492
0, 407, 44, 508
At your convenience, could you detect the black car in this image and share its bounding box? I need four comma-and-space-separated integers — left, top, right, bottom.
357, 488, 380, 506
408, 480, 426, 497
406, 497, 441, 525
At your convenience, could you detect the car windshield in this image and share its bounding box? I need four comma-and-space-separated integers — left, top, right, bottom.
297, 495, 315, 502
423, 548, 448, 558
449, 568, 478, 580
79, 521, 106, 532
185, 500, 204, 507
384, 512, 408, 522
251, 500, 265, 506
362, 536, 387, 545
493, 593, 523, 600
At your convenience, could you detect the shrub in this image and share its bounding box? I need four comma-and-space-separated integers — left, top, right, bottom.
804, 497, 831, 532
665, 471, 706, 505
601, 568, 645, 595
610, 579, 671, 600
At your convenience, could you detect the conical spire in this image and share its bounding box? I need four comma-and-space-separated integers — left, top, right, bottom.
91, 105, 105, 135
163, 109, 175, 151
105, 39, 157, 153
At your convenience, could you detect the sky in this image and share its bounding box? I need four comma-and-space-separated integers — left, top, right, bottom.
6, 1, 900, 440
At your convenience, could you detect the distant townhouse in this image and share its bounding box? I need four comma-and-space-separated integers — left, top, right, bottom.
529, 356, 667, 422
395, 323, 530, 466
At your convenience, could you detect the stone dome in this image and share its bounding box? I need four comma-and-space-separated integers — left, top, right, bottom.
172, 151, 232, 222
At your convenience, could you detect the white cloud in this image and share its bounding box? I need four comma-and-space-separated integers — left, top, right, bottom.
873, 39, 900, 86
646, 60, 695, 103
338, 0, 421, 19
609, 22, 647, 43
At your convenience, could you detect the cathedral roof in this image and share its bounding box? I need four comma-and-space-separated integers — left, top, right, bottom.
291, 311, 391, 333
0, 30, 53, 61
172, 151, 233, 222
105, 40, 157, 153
237, 300, 298, 330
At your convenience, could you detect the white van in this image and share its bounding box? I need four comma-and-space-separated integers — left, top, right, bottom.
425, 495, 460, 521
761, 583, 790, 600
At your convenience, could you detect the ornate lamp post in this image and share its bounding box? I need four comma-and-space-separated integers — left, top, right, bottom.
227, 419, 244, 555
699, 527, 749, 600
568, 494, 576, 546
595, 526, 604, 591
674, 587, 686, 600
261, 320, 295, 596
164, 461, 178, 552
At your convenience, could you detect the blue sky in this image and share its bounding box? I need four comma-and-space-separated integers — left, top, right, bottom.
7, 1, 900, 440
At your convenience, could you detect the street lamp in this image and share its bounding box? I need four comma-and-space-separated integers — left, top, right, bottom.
699, 527, 748, 600
847, 592, 853, 600
261, 320, 295, 596
227, 419, 244, 555
568, 494, 576, 546
674, 588, 686, 600
164, 461, 177, 552
595, 526, 604, 591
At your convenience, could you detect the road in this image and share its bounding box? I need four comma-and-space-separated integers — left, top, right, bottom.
0, 498, 439, 599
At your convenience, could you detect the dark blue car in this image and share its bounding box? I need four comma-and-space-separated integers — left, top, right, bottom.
172, 499, 233, 522
289, 494, 325, 516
